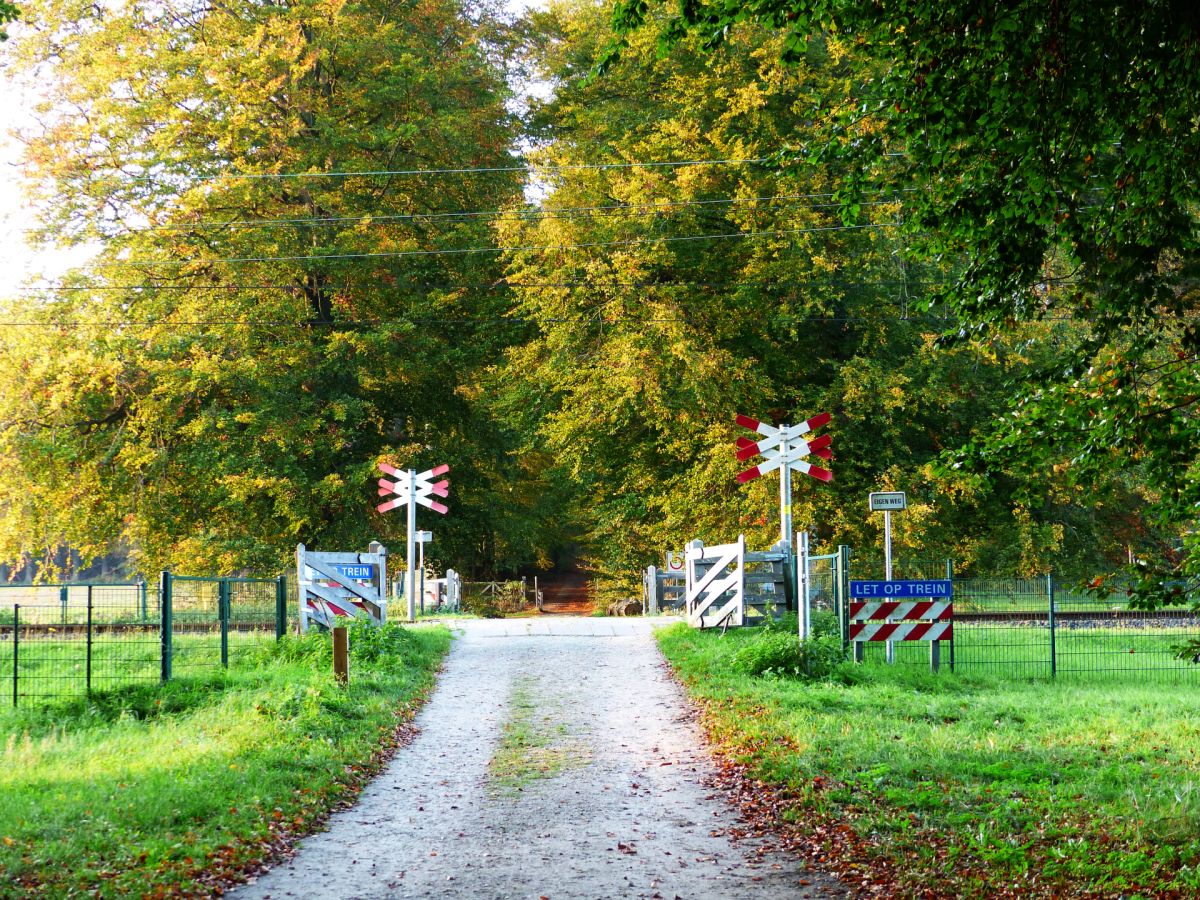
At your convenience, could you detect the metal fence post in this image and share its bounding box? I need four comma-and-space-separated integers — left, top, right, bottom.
930, 561, 951, 673
86, 585, 93, 696
219, 579, 230, 668
276, 575, 287, 640
140, 579, 148, 622
837, 545, 860, 660
12, 604, 18, 707
1048, 572, 1057, 678
160, 571, 173, 683
60, 584, 68, 627
946, 558, 955, 672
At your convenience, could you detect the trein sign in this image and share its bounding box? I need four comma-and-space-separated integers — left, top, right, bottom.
332, 564, 375, 580
850, 580, 952, 599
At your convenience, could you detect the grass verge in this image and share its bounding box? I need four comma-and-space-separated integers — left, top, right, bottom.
656, 621, 1200, 899
0, 620, 451, 898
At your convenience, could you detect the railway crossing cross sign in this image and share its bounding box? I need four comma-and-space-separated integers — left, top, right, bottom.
735, 412, 833, 546
376, 463, 450, 621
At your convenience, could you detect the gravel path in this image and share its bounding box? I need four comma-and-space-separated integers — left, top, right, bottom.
232, 618, 845, 900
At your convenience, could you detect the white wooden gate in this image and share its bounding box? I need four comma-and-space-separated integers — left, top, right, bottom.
685, 537, 745, 629
297, 541, 388, 632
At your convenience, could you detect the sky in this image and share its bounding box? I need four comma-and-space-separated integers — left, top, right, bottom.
1, 74, 55, 286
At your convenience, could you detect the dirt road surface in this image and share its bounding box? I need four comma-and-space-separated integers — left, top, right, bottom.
231, 618, 844, 900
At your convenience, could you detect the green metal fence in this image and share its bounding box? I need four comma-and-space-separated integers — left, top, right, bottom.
839, 560, 1200, 681
1, 572, 288, 706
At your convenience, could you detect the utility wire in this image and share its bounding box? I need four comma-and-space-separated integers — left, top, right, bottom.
0, 312, 958, 329
101, 155, 778, 183
11, 276, 950, 294
114, 223, 894, 267
11, 194, 908, 237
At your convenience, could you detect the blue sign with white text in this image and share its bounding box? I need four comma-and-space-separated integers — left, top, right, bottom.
333, 564, 375, 580
849, 580, 952, 599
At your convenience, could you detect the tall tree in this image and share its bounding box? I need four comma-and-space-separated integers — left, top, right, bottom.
498, 1, 1144, 595
0, 0, 545, 576
608, 0, 1200, 597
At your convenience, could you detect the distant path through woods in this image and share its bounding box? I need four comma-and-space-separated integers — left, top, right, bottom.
230, 618, 845, 900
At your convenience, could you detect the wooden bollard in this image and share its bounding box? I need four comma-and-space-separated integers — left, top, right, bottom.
333, 626, 349, 685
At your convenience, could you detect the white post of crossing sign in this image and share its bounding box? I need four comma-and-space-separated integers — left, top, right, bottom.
416, 530, 432, 614
377, 463, 450, 622
735, 412, 833, 548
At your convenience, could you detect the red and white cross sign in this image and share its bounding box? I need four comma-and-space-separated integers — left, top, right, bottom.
734, 412, 833, 484
376, 463, 451, 515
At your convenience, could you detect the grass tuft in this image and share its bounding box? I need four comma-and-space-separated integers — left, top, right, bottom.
487, 674, 590, 793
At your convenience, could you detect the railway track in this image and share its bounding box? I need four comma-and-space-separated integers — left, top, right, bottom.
955, 608, 1199, 625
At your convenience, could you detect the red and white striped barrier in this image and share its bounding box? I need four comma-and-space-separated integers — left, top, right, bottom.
848, 600, 953, 642
849, 621, 953, 642
849, 601, 952, 621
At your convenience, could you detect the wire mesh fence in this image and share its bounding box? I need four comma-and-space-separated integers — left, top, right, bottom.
1, 573, 287, 706
165, 575, 284, 679
839, 557, 1200, 681
0, 583, 160, 705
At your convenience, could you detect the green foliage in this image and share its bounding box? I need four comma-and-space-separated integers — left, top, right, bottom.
1174, 637, 1200, 665
608, 0, 1200, 597
0, 0, 16, 40
729, 625, 844, 679
460, 581, 526, 618
343, 619, 420, 666
496, 1, 1150, 593
0, 0, 560, 578
254, 619, 423, 670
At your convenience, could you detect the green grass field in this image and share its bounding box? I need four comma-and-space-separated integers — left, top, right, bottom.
0, 621, 451, 897
657, 621, 1200, 898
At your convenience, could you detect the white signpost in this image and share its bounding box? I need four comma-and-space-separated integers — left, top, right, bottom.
415, 530, 432, 614
377, 463, 450, 622
796, 530, 811, 639
868, 491, 907, 662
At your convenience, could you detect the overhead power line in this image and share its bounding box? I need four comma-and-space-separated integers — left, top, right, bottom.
9, 193, 906, 237
11, 276, 948, 295
0, 311, 956, 329
115, 223, 895, 267
103, 155, 777, 183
